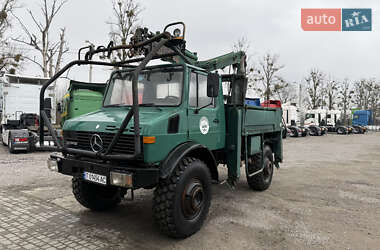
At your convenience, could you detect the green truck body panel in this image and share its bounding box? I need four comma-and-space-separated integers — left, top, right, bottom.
61, 81, 106, 126
226, 107, 242, 181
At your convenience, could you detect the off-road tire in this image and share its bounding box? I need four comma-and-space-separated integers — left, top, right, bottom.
246, 145, 274, 191
72, 177, 121, 211
153, 157, 211, 239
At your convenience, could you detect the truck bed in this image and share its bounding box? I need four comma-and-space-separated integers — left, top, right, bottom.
243, 105, 282, 135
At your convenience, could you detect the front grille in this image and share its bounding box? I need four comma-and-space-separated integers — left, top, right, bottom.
64, 131, 137, 155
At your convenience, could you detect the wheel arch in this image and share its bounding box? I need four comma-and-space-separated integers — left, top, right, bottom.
160, 141, 218, 182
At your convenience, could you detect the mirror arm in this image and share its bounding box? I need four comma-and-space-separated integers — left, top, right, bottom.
194, 101, 213, 114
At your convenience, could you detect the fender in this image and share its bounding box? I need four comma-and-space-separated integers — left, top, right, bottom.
160, 141, 218, 181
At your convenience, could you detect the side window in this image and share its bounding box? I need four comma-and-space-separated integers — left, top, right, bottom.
189, 72, 214, 108
198, 74, 212, 107
189, 73, 197, 107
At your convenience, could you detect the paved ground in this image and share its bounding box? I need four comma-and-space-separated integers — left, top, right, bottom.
0, 133, 379, 250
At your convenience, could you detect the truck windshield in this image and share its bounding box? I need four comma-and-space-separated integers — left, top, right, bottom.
103, 67, 183, 107
305, 114, 315, 119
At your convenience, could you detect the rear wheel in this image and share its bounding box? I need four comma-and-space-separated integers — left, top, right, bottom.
8, 138, 15, 154
72, 177, 122, 211
337, 127, 344, 134
246, 145, 274, 191
153, 157, 211, 238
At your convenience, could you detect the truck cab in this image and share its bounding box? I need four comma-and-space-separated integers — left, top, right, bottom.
1, 74, 53, 152
62, 64, 226, 165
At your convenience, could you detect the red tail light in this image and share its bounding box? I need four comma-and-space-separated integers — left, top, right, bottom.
35, 117, 39, 127
14, 137, 28, 142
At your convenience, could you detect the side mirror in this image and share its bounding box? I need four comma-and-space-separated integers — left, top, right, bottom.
57, 103, 62, 113
207, 73, 219, 97
44, 98, 52, 110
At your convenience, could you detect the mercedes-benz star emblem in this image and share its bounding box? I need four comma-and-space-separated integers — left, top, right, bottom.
90, 134, 103, 153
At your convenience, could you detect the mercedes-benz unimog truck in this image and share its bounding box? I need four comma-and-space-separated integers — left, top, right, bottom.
41, 22, 283, 238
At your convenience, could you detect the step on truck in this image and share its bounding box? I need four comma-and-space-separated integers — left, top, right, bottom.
43, 22, 283, 238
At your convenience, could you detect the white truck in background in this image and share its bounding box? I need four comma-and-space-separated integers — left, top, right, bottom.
282, 103, 301, 126
1, 73, 56, 153
304, 109, 341, 127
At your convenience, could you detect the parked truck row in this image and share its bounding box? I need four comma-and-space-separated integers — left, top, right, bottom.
281, 103, 368, 137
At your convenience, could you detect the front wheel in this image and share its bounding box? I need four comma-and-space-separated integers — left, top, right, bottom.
153, 157, 211, 238
246, 145, 274, 191
72, 177, 122, 211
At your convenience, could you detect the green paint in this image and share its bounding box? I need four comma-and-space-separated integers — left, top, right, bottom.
61, 81, 106, 126
249, 136, 261, 155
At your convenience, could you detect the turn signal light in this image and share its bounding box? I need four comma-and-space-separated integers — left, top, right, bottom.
143, 136, 156, 144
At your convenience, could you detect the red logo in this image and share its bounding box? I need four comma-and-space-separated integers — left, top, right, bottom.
301, 9, 341, 31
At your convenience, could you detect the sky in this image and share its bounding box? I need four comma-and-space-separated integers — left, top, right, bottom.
11, 0, 380, 84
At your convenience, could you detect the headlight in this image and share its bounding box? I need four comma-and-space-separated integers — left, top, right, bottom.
110, 172, 133, 188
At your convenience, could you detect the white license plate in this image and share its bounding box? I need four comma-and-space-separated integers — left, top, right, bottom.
83, 172, 107, 185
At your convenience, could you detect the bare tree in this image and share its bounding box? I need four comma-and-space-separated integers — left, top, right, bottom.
13, 0, 69, 77
0, 0, 23, 73
255, 53, 286, 101
352, 79, 367, 109
108, 0, 142, 61
305, 69, 324, 109
338, 79, 354, 125
273, 82, 297, 104
326, 78, 339, 110
365, 79, 380, 123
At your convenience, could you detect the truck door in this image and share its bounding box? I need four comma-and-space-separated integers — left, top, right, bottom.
187, 70, 225, 150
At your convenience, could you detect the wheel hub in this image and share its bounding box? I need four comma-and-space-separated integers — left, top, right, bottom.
182, 179, 204, 219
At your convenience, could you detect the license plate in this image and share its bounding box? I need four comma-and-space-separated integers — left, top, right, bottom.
83, 172, 107, 185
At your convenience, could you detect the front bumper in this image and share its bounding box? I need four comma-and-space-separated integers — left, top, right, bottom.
49, 154, 159, 189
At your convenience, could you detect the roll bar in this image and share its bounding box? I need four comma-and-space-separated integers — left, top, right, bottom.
39, 23, 188, 160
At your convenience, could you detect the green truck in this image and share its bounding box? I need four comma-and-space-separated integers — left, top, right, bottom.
60, 80, 106, 126
41, 22, 283, 238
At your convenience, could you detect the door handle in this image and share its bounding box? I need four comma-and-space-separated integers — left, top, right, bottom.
213, 119, 219, 124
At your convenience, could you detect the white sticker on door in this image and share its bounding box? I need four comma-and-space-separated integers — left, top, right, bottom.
199, 116, 209, 135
